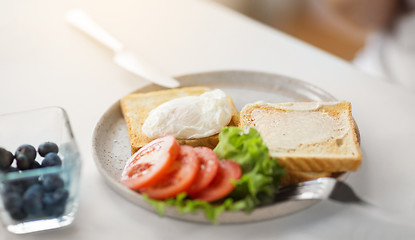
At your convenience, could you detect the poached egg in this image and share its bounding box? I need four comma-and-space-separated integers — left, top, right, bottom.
142, 89, 232, 139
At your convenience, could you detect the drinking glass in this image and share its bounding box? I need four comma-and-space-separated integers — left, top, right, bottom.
0, 107, 82, 234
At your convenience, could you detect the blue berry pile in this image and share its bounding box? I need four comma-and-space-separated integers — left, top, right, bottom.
0, 142, 69, 221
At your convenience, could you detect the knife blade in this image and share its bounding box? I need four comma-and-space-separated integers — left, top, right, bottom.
65, 9, 180, 88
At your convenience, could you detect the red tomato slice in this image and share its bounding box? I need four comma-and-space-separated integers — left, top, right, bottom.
189, 160, 241, 202
186, 147, 219, 195
120, 136, 180, 190
140, 145, 200, 200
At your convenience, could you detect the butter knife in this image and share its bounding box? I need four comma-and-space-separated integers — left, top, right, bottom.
65, 9, 180, 88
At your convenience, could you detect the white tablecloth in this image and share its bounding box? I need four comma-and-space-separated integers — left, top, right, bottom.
1, 0, 415, 239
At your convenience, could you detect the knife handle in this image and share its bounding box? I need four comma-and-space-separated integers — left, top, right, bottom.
65, 9, 123, 53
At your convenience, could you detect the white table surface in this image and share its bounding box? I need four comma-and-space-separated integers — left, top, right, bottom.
1, 0, 415, 239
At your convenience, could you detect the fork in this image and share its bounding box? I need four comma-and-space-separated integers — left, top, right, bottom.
275, 177, 365, 204
274, 177, 415, 226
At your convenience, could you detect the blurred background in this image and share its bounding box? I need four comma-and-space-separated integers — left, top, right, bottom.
208, 0, 415, 92
209, 0, 381, 61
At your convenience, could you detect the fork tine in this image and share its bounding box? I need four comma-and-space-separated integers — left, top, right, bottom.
275, 178, 336, 202
275, 177, 367, 205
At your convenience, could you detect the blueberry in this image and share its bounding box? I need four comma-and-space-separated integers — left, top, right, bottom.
43, 202, 66, 217
30, 161, 42, 169
15, 153, 32, 170
42, 188, 68, 217
3, 177, 40, 196
15, 144, 37, 170
42, 193, 55, 206
23, 184, 44, 215
15, 144, 37, 161
3, 192, 24, 212
0, 147, 14, 170
3, 179, 27, 194
41, 153, 62, 167
42, 174, 64, 192
3, 180, 26, 195
38, 142, 59, 157
22, 176, 40, 189
2, 191, 28, 220
42, 189, 68, 205
8, 208, 28, 220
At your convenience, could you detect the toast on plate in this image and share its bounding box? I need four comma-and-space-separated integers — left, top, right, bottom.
239, 101, 362, 184
121, 86, 239, 154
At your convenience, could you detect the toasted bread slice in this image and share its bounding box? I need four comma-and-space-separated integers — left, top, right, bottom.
121, 86, 239, 154
239, 101, 362, 173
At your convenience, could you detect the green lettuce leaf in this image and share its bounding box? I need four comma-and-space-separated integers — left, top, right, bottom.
144, 126, 285, 223
214, 127, 285, 207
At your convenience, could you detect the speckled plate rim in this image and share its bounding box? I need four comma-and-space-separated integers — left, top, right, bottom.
91, 70, 339, 224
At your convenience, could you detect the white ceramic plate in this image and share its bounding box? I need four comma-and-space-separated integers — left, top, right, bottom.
92, 70, 337, 223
